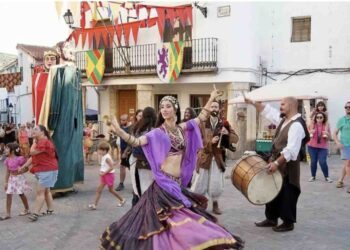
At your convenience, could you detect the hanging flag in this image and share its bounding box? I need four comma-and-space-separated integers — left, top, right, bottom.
166, 8, 176, 28
156, 8, 165, 39
80, 1, 91, 29
122, 23, 131, 46
157, 41, 185, 83
130, 22, 140, 44
185, 6, 193, 25
55, 1, 63, 18
68, 1, 79, 23
88, 30, 94, 48
81, 30, 88, 48
108, 2, 120, 22
72, 30, 80, 47
95, 30, 102, 48
86, 49, 105, 85
89, 1, 98, 26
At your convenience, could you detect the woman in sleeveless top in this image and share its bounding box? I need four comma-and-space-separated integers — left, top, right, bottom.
100, 88, 244, 250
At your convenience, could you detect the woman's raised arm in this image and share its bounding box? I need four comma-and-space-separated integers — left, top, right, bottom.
111, 116, 148, 147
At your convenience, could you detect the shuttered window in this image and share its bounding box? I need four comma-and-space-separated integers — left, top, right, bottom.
291, 17, 311, 42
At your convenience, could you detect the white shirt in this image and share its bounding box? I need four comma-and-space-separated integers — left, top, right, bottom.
261, 104, 305, 162
26, 127, 33, 138
100, 154, 115, 173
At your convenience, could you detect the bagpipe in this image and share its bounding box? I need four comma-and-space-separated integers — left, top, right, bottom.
216, 119, 236, 152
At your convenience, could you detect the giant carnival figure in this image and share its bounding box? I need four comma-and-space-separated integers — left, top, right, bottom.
32, 50, 59, 124
36, 41, 84, 195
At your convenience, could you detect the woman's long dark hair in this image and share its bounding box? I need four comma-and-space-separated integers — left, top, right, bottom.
132, 107, 157, 135
316, 101, 327, 112
182, 107, 197, 122
38, 125, 52, 140
313, 111, 327, 124
155, 102, 181, 127
134, 109, 143, 123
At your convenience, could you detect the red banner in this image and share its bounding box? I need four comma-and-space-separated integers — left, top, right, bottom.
70, 4, 192, 47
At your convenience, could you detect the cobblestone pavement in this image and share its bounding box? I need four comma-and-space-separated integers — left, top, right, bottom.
0, 155, 349, 250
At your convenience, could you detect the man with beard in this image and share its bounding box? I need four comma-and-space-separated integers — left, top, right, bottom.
182, 107, 197, 122
115, 114, 130, 191
245, 97, 309, 232
191, 100, 238, 214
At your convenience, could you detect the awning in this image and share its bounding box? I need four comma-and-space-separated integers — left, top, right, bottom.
229, 81, 327, 104
0, 72, 21, 92
85, 108, 98, 116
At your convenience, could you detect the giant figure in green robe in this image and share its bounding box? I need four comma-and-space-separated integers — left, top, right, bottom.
42, 64, 84, 192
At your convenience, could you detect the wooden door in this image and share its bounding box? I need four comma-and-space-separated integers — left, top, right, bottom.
117, 90, 136, 120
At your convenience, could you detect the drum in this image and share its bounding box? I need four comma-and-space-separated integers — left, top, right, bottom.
231, 154, 282, 205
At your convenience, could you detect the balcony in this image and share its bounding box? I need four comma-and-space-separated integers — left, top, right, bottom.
75, 38, 218, 77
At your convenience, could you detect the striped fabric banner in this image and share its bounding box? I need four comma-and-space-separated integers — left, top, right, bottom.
85, 49, 105, 85
157, 41, 184, 83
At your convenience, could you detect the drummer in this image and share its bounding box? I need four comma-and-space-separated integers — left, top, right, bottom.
245, 96, 309, 232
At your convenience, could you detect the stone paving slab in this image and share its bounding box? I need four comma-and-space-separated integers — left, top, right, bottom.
0, 156, 349, 250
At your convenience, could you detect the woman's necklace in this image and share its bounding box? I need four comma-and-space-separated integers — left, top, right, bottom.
163, 123, 185, 150
164, 122, 179, 135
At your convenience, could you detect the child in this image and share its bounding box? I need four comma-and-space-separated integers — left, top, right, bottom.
1, 142, 31, 220
88, 142, 125, 210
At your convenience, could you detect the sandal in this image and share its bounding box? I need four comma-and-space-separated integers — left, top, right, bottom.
0, 215, 11, 221
347, 188, 350, 193
336, 181, 344, 188
19, 210, 30, 216
117, 199, 126, 207
28, 213, 39, 222
41, 209, 54, 216
88, 204, 97, 210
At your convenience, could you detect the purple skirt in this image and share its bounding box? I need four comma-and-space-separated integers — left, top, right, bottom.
100, 182, 244, 250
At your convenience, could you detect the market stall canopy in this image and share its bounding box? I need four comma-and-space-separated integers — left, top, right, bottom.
85, 108, 98, 116
229, 81, 327, 104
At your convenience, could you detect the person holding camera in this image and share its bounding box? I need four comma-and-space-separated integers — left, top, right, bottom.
307, 112, 332, 182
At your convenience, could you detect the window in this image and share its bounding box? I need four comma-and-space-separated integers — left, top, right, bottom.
291, 17, 311, 42
190, 95, 210, 114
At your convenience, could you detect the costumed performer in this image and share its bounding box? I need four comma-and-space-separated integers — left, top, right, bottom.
38, 41, 84, 194
100, 87, 244, 250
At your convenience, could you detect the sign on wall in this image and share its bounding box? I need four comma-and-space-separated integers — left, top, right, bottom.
217, 6, 230, 18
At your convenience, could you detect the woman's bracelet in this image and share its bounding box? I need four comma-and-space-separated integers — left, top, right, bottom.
202, 107, 210, 113
198, 109, 210, 122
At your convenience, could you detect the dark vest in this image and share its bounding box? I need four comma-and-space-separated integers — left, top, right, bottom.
270, 116, 308, 190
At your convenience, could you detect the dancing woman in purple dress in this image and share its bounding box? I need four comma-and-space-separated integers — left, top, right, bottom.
100, 87, 244, 250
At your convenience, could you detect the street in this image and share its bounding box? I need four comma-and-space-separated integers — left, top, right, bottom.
0, 156, 349, 250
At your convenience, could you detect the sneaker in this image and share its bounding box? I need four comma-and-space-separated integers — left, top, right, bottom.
115, 183, 124, 191
325, 177, 333, 183
308, 177, 316, 182
88, 204, 96, 210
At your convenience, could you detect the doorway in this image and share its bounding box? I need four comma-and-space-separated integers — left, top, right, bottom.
117, 90, 136, 120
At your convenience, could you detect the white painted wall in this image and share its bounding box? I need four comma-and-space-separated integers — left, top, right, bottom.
257, 2, 350, 70
85, 87, 99, 111
78, 2, 350, 144
256, 2, 350, 130
14, 49, 35, 124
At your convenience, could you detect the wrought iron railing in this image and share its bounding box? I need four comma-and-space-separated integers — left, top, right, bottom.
75, 38, 218, 76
